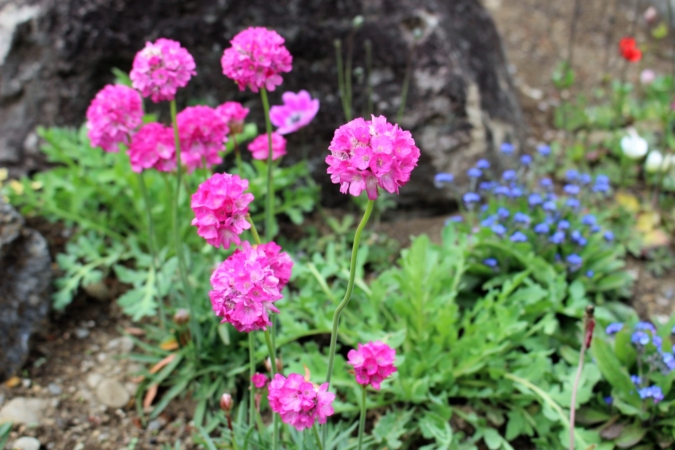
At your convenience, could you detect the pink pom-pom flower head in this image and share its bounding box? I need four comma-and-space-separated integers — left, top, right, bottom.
326, 115, 420, 200
248, 132, 287, 161
177, 106, 229, 173
128, 123, 176, 173
209, 241, 293, 332
267, 373, 335, 431
215, 101, 250, 135
251, 373, 269, 389
130, 38, 196, 103
221, 27, 293, 93
191, 173, 253, 249
86, 84, 143, 153
270, 90, 320, 135
347, 341, 397, 390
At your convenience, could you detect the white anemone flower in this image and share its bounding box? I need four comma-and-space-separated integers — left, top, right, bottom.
621, 129, 648, 160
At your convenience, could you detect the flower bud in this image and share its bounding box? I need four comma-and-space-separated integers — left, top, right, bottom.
220, 393, 233, 412
229, 120, 244, 135
352, 15, 364, 29
265, 356, 283, 373
173, 308, 190, 326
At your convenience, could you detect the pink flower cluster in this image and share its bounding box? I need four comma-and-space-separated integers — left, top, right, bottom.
326, 115, 420, 200
270, 90, 320, 134
128, 123, 176, 173
347, 341, 397, 390
86, 84, 143, 153
252, 373, 269, 389
221, 27, 293, 93
177, 106, 229, 173
209, 241, 293, 332
191, 173, 253, 249
216, 101, 250, 134
248, 132, 287, 161
130, 38, 196, 102
267, 373, 335, 431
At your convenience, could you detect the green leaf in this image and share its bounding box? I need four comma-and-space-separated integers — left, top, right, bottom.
372, 409, 413, 449
483, 428, 503, 450
614, 423, 647, 448
591, 337, 641, 408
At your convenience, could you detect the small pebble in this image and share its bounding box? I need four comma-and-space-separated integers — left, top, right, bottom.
48, 383, 62, 395
11, 436, 41, 450
75, 328, 90, 339
21, 378, 31, 388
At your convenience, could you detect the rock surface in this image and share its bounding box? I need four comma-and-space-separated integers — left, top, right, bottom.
0, 397, 49, 425
0, 198, 51, 381
0, 0, 523, 206
10, 436, 41, 450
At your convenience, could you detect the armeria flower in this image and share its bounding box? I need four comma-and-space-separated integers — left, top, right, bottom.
267, 373, 335, 431
638, 385, 664, 403
434, 173, 454, 188
130, 38, 196, 103
270, 90, 320, 134
86, 84, 143, 153
257, 241, 294, 289
215, 101, 250, 135
177, 106, 229, 173
640, 69, 656, 85
221, 27, 293, 93
191, 173, 253, 249
347, 341, 397, 390
252, 373, 269, 389
326, 115, 420, 200
621, 129, 648, 159
619, 37, 642, 63
128, 123, 176, 173
605, 322, 623, 335
248, 132, 287, 161
209, 241, 291, 332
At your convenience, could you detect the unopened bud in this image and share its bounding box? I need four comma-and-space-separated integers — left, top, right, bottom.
220, 393, 233, 412
265, 356, 283, 373
353, 15, 364, 29
229, 121, 244, 135
173, 309, 190, 326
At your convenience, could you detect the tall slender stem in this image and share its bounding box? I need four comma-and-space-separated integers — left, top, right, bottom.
345, 30, 356, 119
249, 333, 255, 427
357, 385, 367, 450
264, 329, 279, 450
397, 47, 414, 123
365, 40, 373, 116
335, 40, 351, 121
313, 424, 325, 450
233, 134, 243, 175
260, 88, 275, 242
569, 341, 587, 450
137, 171, 165, 329
170, 99, 200, 350
324, 199, 375, 447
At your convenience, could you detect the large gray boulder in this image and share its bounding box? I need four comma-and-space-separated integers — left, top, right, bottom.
0, 0, 524, 206
0, 198, 51, 381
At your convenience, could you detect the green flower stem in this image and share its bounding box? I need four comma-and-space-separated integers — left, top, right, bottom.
357, 385, 367, 450
334, 40, 351, 122
233, 135, 243, 175
137, 171, 165, 329
313, 424, 325, 450
169, 99, 200, 350
264, 329, 279, 450
325, 199, 375, 388
260, 88, 275, 242
248, 333, 255, 427
246, 214, 262, 246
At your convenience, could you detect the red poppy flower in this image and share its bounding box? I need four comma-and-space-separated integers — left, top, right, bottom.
619, 37, 642, 63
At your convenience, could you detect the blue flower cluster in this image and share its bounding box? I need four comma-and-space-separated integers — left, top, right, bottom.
605, 320, 674, 404
435, 144, 614, 274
